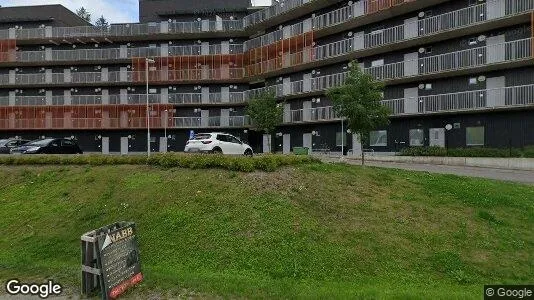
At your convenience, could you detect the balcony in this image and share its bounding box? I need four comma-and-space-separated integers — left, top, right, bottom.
366, 37, 533, 83
173, 115, 250, 128
310, 106, 339, 121
381, 84, 534, 116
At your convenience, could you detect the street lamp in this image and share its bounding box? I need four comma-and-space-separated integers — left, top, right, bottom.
146, 58, 155, 157
164, 109, 168, 149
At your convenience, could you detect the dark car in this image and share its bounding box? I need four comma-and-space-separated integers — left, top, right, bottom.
11, 138, 83, 154
0, 139, 31, 154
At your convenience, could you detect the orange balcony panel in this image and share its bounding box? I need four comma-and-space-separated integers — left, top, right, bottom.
366, 0, 415, 15
0, 39, 16, 62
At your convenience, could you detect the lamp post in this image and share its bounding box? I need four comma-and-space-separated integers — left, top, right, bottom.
146, 58, 155, 157
445, 124, 453, 156
341, 118, 344, 156
164, 109, 168, 151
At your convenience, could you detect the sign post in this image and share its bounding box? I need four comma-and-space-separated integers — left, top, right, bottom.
81, 222, 143, 300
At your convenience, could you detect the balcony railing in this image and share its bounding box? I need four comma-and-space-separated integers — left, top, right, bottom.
310, 106, 339, 121
243, 0, 309, 28
381, 84, 534, 115
173, 115, 250, 128
366, 37, 533, 81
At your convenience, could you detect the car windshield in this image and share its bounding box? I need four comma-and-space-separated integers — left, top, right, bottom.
192, 134, 212, 140
26, 139, 54, 146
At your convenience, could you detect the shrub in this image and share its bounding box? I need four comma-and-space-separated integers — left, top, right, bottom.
400, 147, 534, 158
0, 153, 318, 172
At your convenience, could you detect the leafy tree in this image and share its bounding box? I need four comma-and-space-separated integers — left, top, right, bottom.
246, 91, 283, 153
94, 15, 110, 30
76, 7, 91, 23
326, 61, 390, 164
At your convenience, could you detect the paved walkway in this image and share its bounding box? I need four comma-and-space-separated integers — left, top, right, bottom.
320, 156, 534, 185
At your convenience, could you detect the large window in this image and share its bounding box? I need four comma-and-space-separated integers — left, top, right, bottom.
466, 126, 485, 146
336, 132, 347, 146
370, 130, 387, 147
409, 129, 424, 146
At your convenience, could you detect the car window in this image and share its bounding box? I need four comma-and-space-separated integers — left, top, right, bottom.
27, 139, 54, 146
193, 134, 211, 140
62, 139, 74, 146
50, 141, 60, 147
229, 136, 241, 144
216, 135, 228, 142
6, 141, 18, 147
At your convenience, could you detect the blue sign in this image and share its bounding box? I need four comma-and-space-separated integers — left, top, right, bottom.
189, 130, 195, 140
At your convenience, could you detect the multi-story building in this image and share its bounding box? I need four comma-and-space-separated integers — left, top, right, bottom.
0, 0, 533, 154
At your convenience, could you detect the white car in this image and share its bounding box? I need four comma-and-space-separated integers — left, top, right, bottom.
184, 133, 254, 156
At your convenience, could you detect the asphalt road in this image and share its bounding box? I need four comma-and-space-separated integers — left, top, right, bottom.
321, 157, 534, 185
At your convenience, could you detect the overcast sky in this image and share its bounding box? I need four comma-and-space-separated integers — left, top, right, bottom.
0, 0, 273, 23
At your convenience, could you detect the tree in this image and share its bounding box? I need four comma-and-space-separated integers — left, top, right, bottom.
326, 61, 390, 165
76, 7, 91, 23
246, 91, 283, 153
94, 15, 110, 30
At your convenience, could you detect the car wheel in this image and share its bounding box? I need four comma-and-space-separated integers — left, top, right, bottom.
212, 148, 223, 154
244, 149, 253, 157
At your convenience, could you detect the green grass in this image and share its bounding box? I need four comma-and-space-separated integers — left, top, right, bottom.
0, 163, 533, 299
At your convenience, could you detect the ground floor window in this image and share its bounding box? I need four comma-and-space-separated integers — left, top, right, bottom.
409, 129, 424, 146
370, 130, 387, 146
336, 132, 347, 146
466, 126, 485, 146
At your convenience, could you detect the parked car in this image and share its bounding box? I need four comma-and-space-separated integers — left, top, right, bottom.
184, 133, 253, 156
11, 138, 83, 154
0, 138, 31, 154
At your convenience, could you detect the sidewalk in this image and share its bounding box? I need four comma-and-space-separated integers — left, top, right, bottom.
318, 155, 534, 185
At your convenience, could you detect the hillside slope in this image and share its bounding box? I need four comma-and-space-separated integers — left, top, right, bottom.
0, 163, 533, 299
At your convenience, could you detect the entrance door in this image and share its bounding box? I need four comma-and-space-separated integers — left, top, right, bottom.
102, 137, 109, 154
429, 128, 445, 147
303, 133, 312, 154
120, 137, 129, 155
283, 134, 291, 154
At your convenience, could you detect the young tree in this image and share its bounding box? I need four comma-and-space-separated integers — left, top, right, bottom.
94, 15, 110, 30
246, 91, 283, 153
76, 7, 91, 23
326, 61, 390, 165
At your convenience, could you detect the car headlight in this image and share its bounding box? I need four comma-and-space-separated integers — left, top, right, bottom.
24, 147, 40, 153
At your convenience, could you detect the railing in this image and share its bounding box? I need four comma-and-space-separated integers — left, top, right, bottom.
168, 93, 202, 104
366, 37, 533, 81
381, 84, 534, 116
209, 93, 222, 103
173, 115, 249, 128
310, 106, 338, 121
243, 0, 308, 27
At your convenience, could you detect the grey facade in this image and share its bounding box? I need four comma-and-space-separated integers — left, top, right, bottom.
0, 0, 533, 154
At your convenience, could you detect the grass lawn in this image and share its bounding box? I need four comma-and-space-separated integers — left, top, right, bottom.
0, 162, 533, 299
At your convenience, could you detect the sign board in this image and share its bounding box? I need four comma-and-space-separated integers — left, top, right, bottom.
81, 222, 143, 300
189, 130, 195, 140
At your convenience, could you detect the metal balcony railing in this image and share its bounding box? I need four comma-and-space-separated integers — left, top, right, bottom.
310, 106, 339, 121
173, 115, 249, 128
243, 0, 308, 28
229, 116, 250, 127
168, 93, 202, 104
381, 84, 534, 116
209, 93, 222, 103
229, 92, 245, 103
365, 37, 533, 81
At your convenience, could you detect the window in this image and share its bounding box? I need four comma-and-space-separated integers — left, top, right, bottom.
469, 77, 478, 85
466, 126, 484, 146
409, 129, 424, 146
371, 59, 384, 67
370, 130, 387, 146
336, 132, 347, 146
228, 136, 242, 144
61, 139, 74, 146
424, 46, 432, 54
216, 134, 228, 142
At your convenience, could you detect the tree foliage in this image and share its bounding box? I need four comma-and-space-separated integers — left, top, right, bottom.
76, 7, 91, 23
326, 61, 390, 141
246, 91, 283, 151
95, 15, 110, 30
246, 91, 283, 134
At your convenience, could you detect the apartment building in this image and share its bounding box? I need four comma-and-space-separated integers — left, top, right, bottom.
0, 0, 533, 154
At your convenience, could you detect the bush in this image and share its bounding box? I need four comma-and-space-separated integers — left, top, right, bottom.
399, 146, 534, 158
0, 153, 319, 172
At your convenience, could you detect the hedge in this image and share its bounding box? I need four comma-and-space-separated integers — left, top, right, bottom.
400, 146, 534, 158
0, 153, 320, 172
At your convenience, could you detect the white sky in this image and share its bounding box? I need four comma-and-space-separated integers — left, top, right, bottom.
0, 0, 273, 23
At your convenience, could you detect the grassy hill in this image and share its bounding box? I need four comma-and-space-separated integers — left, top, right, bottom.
0, 162, 533, 299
